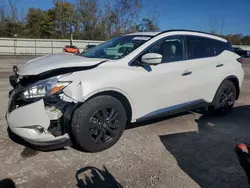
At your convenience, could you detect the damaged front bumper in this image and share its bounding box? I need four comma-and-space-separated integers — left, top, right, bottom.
6, 89, 76, 150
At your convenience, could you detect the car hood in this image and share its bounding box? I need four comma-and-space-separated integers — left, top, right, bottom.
18, 52, 108, 76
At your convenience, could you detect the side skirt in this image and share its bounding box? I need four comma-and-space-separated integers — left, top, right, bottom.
137, 100, 210, 122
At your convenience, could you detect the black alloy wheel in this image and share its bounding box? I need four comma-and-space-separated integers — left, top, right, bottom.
71, 95, 127, 153
219, 86, 235, 109
211, 80, 236, 116
89, 108, 121, 144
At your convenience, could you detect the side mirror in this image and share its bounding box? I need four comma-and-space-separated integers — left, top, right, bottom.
141, 53, 162, 65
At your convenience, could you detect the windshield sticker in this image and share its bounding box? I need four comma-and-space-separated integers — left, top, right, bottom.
132, 36, 151, 41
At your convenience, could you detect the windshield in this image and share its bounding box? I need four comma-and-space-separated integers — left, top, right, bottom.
79, 35, 152, 60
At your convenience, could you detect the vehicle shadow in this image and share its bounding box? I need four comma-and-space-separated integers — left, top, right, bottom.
0, 178, 16, 188
159, 105, 250, 188
75, 166, 123, 188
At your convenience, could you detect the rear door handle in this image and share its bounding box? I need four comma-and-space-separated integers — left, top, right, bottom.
216, 64, 224, 68
182, 71, 192, 76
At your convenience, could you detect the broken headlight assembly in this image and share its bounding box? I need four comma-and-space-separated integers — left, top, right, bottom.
21, 74, 71, 100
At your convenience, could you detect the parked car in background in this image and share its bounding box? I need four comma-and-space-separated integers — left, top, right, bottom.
6, 30, 244, 153
63, 45, 80, 54
233, 47, 250, 58
84, 44, 98, 52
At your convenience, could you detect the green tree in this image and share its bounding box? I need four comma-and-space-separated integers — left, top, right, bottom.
45, 8, 57, 38
26, 8, 56, 38
54, 0, 76, 38
26, 8, 45, 37
1, 20, 25, 37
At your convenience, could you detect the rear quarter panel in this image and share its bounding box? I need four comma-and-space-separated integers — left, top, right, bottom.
210, 51, 244, 101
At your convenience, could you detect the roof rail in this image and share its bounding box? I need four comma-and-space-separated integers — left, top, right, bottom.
153, 29, 226, 42
155, 29, 222, 38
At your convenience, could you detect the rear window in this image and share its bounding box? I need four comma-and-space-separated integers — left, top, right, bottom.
186, 36, 231, 59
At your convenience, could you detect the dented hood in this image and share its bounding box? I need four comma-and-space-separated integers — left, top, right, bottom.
18, 52, 107, 76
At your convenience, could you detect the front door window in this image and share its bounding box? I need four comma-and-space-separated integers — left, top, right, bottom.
145, 36, 185, 63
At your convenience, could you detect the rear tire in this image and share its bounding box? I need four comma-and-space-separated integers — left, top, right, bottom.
209, 80, 237, 116
71, 95, 127, 153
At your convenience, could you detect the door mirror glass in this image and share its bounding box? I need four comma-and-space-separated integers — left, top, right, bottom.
141, 53, 162, 65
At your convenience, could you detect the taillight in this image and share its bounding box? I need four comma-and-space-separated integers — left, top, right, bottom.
237, 57, 244, 64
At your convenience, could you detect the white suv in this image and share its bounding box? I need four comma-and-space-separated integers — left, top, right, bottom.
6, 30, 244, 152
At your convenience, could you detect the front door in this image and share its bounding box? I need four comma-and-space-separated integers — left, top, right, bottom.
130, 35, 197, 119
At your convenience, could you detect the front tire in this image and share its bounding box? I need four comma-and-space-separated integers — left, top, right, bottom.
71, 95, 127, 153
210, 80, 237, 116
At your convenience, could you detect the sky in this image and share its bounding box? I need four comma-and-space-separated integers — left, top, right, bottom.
3, 0, 250, 35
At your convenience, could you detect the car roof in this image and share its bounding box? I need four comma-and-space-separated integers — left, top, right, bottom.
124, 32, 160, 36
125, 29, 227, 43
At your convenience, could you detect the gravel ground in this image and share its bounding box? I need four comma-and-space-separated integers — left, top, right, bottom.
0, 56, 250, 188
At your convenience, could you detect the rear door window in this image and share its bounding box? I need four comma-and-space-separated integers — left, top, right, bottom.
186, 35, 230, 59
186, 36, 215, 59
212, 40, 233, 55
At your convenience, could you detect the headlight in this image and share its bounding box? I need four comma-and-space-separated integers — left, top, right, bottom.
21, 75, 71, 100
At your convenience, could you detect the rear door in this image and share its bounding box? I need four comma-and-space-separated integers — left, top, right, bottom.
184, 36, 227, 103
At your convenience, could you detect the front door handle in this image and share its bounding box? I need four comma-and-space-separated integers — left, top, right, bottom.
216, 64, 224, 68
182, 71, 192, 76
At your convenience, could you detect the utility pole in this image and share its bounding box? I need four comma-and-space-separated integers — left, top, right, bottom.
70, 33, 73, 45
70, 25, 74, 45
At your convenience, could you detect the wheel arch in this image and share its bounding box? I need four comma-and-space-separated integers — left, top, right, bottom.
85, 89, 133, 122
224, 75, 240, 100
213, 75, 240, 102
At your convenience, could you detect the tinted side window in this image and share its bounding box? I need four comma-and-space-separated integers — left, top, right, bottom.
186, 36, 216, 59
186, 36, 231, 59
224, 41, 234, 52
212, 40, 232, 55
145, 36, 185, 63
